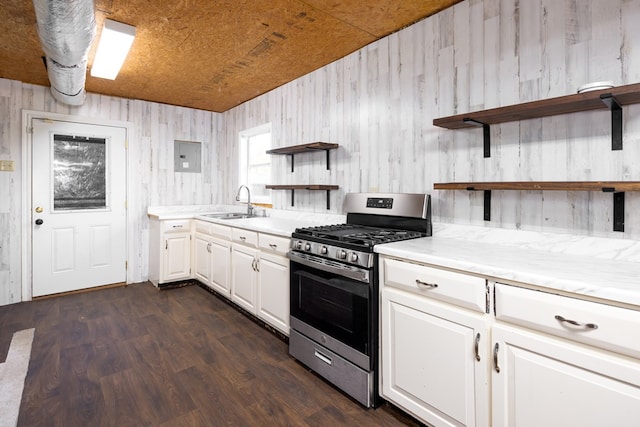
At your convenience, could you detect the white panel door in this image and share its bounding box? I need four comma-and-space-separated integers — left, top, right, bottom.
381, 287, 490, 427
492, 323, 640, 427
32, 119, 127, 297
231, 244, 258, 313
194, 233, 211, 284
210, 237, 231, 296
257, 252, 289, 334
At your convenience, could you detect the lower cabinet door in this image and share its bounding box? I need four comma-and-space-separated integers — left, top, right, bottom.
193, 233, 211, 284
162, 232, 191, 282
492, 323, 640, 427
381, 287, 489, 427
257, 251, 289, 335
210, 237, 231, 297
231, 244, 258, 313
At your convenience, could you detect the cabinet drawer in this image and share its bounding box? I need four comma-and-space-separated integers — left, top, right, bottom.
382, 257, 486, 313
232, 228, 258, 247
193, 220, 210, 235
210, 223, 232, 240
495, 283, 640, 359
162, 219, 191, 233
258, 233, 290, 255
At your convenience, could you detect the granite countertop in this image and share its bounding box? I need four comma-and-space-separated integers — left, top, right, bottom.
375, 224, 640, 309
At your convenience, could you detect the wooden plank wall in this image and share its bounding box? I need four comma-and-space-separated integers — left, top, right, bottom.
221, 0, 640, 236
0, 81, 221, 305
2, 0, 640, 305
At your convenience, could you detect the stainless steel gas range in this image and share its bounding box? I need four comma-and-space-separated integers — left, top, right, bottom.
287, 192, 432, 407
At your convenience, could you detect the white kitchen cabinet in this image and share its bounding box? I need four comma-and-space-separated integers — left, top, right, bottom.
162, 232, 191, 282
231, 229, 259, 313
194, 221, 232, 298
491, 323, 640, 427
492, 283, 640, 427
194, 231, 211, 284
209, 236, 232, 297
380, 257, 490, 427
149, 218, 191, 286
257, 233, 291, 334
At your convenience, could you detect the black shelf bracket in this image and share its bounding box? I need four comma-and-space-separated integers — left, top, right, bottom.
602, 187, 624, 232
464, 118, 491, 158
484, 190, 491, 221
466, 187, 491, 221
287, 188, 332, 209
600, 94, 623, 150
287, 148, 333, 172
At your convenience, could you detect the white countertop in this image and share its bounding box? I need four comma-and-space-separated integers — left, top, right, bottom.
148, 205, 345, 237
376, 224, 640, 309
194, 215, 324, 237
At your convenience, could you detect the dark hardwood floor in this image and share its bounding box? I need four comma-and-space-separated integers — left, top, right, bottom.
0, 282, 420, 426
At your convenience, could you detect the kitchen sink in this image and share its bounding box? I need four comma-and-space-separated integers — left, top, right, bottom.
202, 212, 251, 220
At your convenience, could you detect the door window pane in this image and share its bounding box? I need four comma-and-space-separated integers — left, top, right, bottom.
53, 134, 107, 210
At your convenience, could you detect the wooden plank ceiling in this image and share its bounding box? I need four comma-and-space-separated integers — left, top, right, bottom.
0, 0, 461, 112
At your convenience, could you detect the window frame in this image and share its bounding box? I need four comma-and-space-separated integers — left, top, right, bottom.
238, 123, 272, 205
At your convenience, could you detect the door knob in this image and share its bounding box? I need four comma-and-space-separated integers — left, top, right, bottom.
35, 218, 43, 225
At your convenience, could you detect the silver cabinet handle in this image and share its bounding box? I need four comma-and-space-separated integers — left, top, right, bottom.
255, 258, 259, 272
474, 333, 481, 361
172, 224, 183, 228
269, 243, 277, 249
416, 279, 438, 288
251, 259, 256, 271
240, 236, 246, 241
165, 240, 168, 250
493, 343, 500, 373
207, 242, 211, 253
555, 314, 598, 330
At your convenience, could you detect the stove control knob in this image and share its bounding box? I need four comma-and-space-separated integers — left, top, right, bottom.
338, 249, 347, 260
320, 246, 328, 254
304, 243, 311, 251
295, 241, 303, 250
350, 252, 359, 263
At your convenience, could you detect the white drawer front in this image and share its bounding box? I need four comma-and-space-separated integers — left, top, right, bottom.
162, 219, 191, 233
232, 228, 258, 247
258, 233, 290, 255
210, 223, 232, 240
382, 257, 486, 313
193, 220, 210, 235
495, 283, 640, 359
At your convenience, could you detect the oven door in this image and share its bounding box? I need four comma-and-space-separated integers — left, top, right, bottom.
290, 258, 371, 365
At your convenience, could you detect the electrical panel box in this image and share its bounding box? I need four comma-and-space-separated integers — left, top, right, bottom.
174, 140, 201, 173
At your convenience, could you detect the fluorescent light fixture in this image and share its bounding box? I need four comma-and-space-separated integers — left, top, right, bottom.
91, 19, 136, 80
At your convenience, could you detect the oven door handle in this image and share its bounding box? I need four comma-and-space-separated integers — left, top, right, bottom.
287, 252, 369, 283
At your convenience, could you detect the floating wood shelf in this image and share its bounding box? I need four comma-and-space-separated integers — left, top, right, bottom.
433, 82, 640, 156
433, 181, 640, 192
265, 185, 340, 209
434, 181, 640, 232
266, 142, 339, 172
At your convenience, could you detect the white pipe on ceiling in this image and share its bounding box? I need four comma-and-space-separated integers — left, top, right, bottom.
32, 0, 96, 106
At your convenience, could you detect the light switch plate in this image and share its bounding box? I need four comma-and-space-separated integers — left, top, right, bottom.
0, 160, 15, 171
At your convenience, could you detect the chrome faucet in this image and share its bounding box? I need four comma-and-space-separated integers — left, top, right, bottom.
235, 185, 253, 216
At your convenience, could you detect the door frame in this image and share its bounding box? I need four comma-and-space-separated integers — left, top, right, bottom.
21, 110, 134, 301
